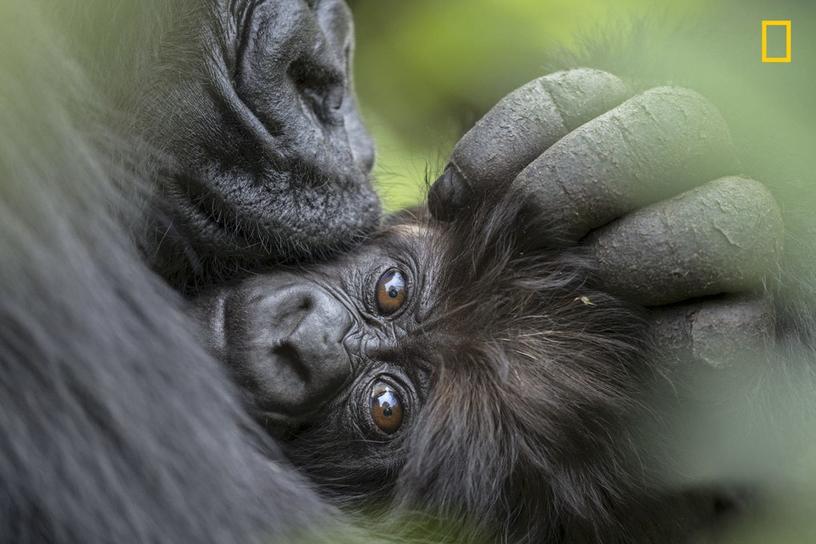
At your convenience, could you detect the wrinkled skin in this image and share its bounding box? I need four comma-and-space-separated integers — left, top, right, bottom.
193, 223, 435, 431
121, 1, 382, 286
429, 69, 782, 369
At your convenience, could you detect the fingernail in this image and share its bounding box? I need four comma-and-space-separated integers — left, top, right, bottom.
428, 164, 468, 221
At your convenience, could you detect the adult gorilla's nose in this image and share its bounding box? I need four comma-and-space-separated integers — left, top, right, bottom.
204, 276, 354, 419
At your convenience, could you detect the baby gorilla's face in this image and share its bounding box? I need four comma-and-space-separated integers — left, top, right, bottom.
193, 203, 652, 540
193, 222, 435, 438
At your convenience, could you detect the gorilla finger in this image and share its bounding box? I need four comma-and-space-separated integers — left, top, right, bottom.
651, 295, 774, 369
512, 86, 738, 241
429, 68, 628, 219
587, 177, 783, 306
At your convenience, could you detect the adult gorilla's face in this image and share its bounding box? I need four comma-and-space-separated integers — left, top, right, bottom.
136, 0, 379, 271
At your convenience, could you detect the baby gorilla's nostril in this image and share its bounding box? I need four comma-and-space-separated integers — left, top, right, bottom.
270, 341, 311, 388
220, 277, 354, 419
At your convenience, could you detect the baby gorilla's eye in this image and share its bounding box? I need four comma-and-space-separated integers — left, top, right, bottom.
369, 382, 404, 434
375, 268, 407, 315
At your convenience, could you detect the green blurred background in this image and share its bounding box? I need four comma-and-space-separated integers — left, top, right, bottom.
348, 0, 814, 213
350, 0, 698, 210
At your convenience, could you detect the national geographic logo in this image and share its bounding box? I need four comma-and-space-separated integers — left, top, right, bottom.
761, 20, 791, 63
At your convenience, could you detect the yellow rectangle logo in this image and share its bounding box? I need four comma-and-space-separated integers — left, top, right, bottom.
761, 20, 791, 63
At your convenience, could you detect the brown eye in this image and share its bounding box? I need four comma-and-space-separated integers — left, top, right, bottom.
369, 382, 404, 434
375, 268, 407, 315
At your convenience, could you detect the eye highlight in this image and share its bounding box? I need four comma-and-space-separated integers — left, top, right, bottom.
369, 381, 404, 434
375, 268, 407, 315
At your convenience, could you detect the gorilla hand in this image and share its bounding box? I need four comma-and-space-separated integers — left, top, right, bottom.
428, 69, 783, 369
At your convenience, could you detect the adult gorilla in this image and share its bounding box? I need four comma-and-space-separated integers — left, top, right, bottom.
0, 1, 777, 544
127, 1, 382, 288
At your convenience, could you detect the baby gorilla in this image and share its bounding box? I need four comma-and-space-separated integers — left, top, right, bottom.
193, 197, 703, 542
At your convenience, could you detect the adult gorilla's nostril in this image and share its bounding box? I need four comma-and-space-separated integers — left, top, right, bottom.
221, 277, 353, 418
288, 56, 346, 126
324, 85, 345, 115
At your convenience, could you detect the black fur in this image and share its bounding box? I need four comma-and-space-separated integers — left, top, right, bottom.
223, 177, 810, 543
254, 197, 721, 543
392, 201, 653, 542
0, 1, 376, 542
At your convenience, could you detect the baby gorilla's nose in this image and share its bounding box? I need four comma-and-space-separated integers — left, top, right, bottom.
262, 285, 351, 409
217, 276, 354, 419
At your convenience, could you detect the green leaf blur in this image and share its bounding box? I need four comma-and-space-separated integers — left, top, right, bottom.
350, 0, 710, 210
